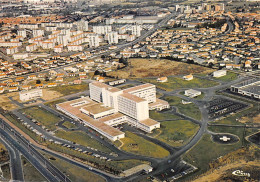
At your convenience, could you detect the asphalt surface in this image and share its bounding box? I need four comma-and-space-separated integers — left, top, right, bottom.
0, 137, 24, 182
0, 127, 59, 182
0, 117, 73, 182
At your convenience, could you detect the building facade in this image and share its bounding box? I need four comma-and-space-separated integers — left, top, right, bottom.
19, 89, 43, 102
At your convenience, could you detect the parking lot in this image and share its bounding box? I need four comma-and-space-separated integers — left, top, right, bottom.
207, 98, 248, 119
154, 160, 197, 181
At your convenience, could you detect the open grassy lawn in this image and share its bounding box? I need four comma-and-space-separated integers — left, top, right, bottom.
41, 152, 106, 182
183, 126, 257, 178
149, 110, 181, 121
50, 83, 89, 96
21, 106, 60, 131
140, 77, 218, 91
208, 126, 258, 141
164, 96, 201, 120
183, 134, 243, 177
46, 142, 146, 172
120, 131, 170, 158
22, 156, 46, 182
149, 120, 199, 147
107, 58, 214, 79
55, 130, 112, 153
214, 71, 238, 82
62, 121, 76, 129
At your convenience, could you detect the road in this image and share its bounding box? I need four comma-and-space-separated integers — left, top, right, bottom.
0, 137, 24, 182
0, 118, 72, 182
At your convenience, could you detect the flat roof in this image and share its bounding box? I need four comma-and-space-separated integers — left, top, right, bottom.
20, 88, 42, 94
123, 83, 155, 93
139, 118, 159, 126
232, 78, 260, 88
81, 103, 114, 114
57, 97, 124, 137
149, 98, 169, 107
91, 81, 121, 93
120, 92, 146, 103
99, 112, 125, 122
241, 84, 260, 95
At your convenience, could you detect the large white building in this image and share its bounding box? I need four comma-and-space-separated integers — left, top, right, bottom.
57, 82, 169, 141
184, 89, 201, 98
76, 19, 89, 31
19, 89, 43, 102
131, 25, 142, 37
33, 29, 44, 37
88, 34, 100, 48
213, 70, 227, 78
107, 31, 118, 44
93, 25, 112, 35
230, 79, 260, 99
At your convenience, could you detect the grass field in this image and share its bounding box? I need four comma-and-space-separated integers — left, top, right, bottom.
189, 145, 260, 182
21, 106, 60, 131
22, 156, 46, 182
55, 130, 112, 153
148, 120, 199, 147
164, 96, 201, 120
46, 142, 146, 172
107, 58, 214, 79
213, 71, 238, 82
149, 110, 181, 121
50, 83, 89, 96
62, 121, 76, 129
183, 134, 242, 177
41, 152, 106, 182
208, 126, 258, 142
183, 126, 257, 179
120, 131, 170, 158
140, 77, 218, 92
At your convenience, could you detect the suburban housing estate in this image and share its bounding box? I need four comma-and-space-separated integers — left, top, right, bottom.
56, 81, 170, 141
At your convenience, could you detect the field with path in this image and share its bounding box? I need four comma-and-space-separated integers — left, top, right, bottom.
107, 58, 214, 79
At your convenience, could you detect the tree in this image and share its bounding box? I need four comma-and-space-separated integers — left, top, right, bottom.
36, 80, 41, 84
94, 70, 100, 75
208, 62, 214, 68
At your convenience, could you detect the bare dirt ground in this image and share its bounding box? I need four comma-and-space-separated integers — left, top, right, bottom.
42, 89, 63, 100
192, 161, 260, 182
0, 89, 62, 111
0, 93, 18, 110
107, 58, 214, 78
240, 114, 260, 124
